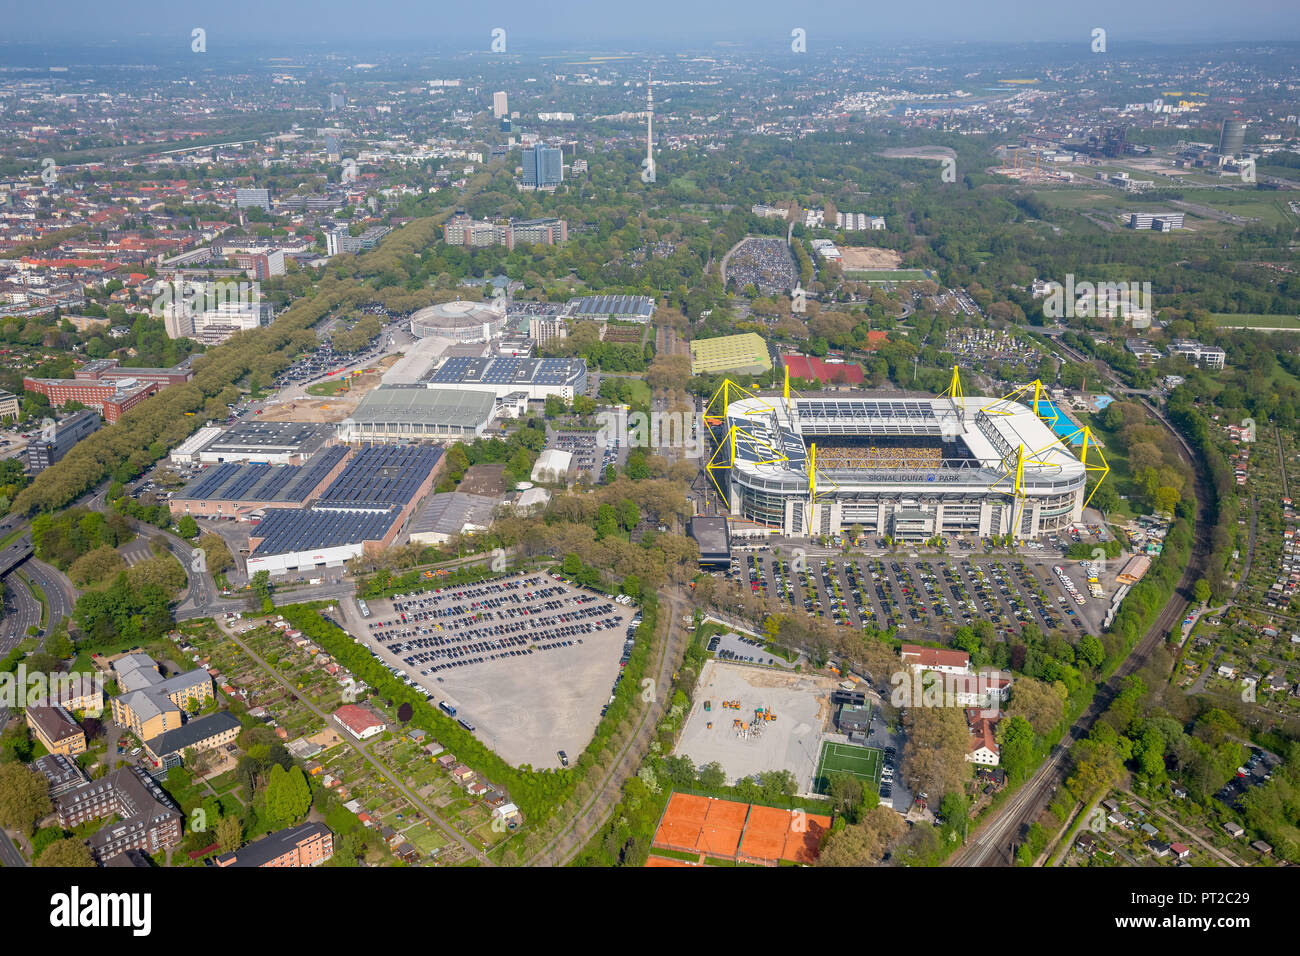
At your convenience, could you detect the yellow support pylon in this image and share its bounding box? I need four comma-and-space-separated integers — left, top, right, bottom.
939, 365, 965, 416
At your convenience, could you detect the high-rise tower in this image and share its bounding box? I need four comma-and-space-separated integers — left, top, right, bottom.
642, 69, 656, 183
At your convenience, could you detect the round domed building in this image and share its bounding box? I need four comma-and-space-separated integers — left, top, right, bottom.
409, 300, 504, 343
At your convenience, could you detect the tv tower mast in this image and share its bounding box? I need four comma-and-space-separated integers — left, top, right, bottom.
641, 69, 656, 183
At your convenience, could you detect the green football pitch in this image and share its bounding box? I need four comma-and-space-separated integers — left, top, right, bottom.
814, 741, 883, 795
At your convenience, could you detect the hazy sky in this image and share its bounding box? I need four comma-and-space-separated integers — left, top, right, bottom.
4, 0, 1300, 48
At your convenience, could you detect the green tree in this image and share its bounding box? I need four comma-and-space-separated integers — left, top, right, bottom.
0, 763, 51, 834
595, 503, 619, 541
1194, 579, 1211, 605
177, 515, 199, 539
34, 837, 94, 867
215, 814, 244, 854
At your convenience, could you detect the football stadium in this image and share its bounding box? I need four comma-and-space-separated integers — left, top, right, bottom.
705, 369, 1106, 541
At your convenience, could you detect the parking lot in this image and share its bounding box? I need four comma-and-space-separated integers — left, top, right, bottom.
706, 630, 799, 670
723, 546, 1115, 639
341, 573, 637, 768
675, 659, 838, 793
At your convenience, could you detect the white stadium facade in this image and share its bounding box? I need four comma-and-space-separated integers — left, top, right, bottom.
709, 387, 1093, 542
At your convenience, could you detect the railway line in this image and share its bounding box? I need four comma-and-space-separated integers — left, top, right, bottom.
952, 339, 1213, 866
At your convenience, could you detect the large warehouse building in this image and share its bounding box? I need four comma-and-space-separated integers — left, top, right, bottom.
170, 445, 352, 519
246, 444, 444, 575
709, 388, 1093, 541
336, 386, 498, 443
425, 355, 587, 401
198, 421, 334, 466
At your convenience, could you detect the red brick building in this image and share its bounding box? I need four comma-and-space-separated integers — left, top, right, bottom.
215, 822, 334, 867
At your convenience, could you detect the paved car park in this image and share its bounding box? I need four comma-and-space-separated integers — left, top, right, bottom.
709, 631, 799, 670
342, 573, 636, 768
725, 547, 1113, 638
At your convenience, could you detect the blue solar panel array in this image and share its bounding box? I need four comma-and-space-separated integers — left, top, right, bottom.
176, 445, 351, 503
319, 444, 443, 506
251, 505, 399, 557
428, 356, 584, 387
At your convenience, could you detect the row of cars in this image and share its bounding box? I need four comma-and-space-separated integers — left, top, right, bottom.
880, 745, 898, 804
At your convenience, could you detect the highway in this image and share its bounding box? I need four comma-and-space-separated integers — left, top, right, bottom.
951, 338, 1213, 867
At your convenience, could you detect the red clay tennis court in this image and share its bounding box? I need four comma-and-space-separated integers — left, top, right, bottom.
784, 811, 832, 864
737, 804, 791, 865
653, 792, 710, 854
652, 792, 832, 865
646, 855, 698, 867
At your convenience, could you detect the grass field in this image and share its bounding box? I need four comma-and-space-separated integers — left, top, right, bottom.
845, 269, 928, 282
306, 379, 350, 396
813, 740, 881, 795
1210, 313, 1300, 329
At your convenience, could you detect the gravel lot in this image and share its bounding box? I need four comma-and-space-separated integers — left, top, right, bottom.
676, 659, 838, 794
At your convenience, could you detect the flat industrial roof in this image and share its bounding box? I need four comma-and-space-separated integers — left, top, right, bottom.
318, 443, 442, 506
204, 421, 334, 455
343, 386, 495, 428
566, 294, 654, 318
427, 356, 586, 388
251, 504, 400, 557
408, 491, 499, 537
689, 516, 730, 557
175, 445, 349, 503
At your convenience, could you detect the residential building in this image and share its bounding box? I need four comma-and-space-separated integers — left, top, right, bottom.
234, 188, 271, 211
216, 822, 334, 867
55, 766, 183, 862
143, 710, 241, 771
110, 654, 214, 743
900, 644, 971, 676
25, 705, 86, 756
1167, 339, 1226, 370
0, 389, 18, 420
965, 709, 1000, 766
30, 753, 89, 799
493, 91, 508, 119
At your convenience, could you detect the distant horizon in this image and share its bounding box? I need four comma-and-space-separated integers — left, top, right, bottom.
3, 0, 1299, 51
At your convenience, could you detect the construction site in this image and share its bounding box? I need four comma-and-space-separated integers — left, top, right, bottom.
676, 659, 839, 794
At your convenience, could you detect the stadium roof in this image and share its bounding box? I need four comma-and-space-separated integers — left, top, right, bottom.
722, 394, 1085, 491
343, 386, 495, 429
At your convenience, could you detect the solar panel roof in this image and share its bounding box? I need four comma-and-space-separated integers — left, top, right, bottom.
250, 505, 400, 556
